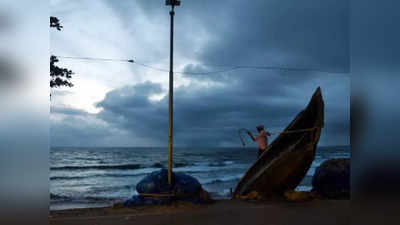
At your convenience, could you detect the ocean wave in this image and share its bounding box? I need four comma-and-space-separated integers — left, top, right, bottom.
73, 157, 101, 161
206, 189, 232, 199
50, 193, 70, 200
207, 161, 235, 167
295, 185, 312, 191
82, 196, 123, 202
306, 167, 316, 176
174, 162, 189, 167
50, 193, 122, 202
50, 176, 86, 181
50, 173, 147, 181
151, 162, 189, 168
173, 163, 249, 174
152, 163, 164, 168
202, 175, 242, 185
173, 166, 222, 174
50, 164, 142, 171
87, 185, 133, 194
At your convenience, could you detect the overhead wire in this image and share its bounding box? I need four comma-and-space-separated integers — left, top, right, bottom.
53, 55, 349, 75
55, 56, 134, 63
134, 61, 347, 75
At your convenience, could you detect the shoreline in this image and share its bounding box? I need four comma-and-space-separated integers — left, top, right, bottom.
50, 198, 350, 225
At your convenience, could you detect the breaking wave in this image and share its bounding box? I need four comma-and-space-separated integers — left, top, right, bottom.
50, 164, 142, 171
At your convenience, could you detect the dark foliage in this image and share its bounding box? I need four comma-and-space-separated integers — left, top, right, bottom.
50, 17, 73, 89
50, 16, 63, 31
50, 55, 73, 88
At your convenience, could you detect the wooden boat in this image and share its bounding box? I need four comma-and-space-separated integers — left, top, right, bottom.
233, 87, 324, 198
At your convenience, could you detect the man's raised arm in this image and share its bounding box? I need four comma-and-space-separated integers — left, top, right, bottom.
247, 131, 256, 141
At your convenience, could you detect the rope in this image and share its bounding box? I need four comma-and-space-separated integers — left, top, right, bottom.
278, 126, 319, 134
238, 128, 251, 147
238, 126, 320, 147
139, 193, 175, 198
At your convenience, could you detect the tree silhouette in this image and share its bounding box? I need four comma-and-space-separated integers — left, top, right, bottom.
50, 16, 63, 31
50, 55, 73, 88
50, 16, 73, 89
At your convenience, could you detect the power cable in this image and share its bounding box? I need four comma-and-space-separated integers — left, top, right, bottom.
54, 55, 348, 75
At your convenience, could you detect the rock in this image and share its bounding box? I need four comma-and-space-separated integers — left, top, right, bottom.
312, 158, 350, 198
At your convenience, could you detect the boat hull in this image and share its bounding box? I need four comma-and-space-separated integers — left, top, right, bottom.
233, 87, 324, 198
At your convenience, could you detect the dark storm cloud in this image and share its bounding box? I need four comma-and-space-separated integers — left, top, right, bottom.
50, 114, 112, 146
96, 82, 168, 142
353, 0, 400, 69
98, 82, 164, 110
132, 0, 349, 72
51, 0, 349, 146
95, 76, 348, 147
51, 106, 89, 116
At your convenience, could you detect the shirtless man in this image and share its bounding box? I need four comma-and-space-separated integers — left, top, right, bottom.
247, 125, 271, 157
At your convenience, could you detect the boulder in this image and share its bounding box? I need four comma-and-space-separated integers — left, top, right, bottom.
312, 158, 350, 198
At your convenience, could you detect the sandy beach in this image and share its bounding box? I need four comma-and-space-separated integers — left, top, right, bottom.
49, 199, 350, 225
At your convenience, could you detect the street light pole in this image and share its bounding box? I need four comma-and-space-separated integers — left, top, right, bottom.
166, 0, 180, 186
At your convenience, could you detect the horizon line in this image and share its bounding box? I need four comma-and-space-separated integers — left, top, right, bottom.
51, 145, 350, 148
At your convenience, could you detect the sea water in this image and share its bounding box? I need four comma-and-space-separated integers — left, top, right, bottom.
50, 146, 350, 210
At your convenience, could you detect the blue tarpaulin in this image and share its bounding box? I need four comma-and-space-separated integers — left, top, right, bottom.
124, 169, 208, 207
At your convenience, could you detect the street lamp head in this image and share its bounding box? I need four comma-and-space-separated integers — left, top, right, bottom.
166, 0, 181, 6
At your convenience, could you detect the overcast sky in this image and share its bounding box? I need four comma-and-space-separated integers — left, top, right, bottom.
50, 0, 349, 147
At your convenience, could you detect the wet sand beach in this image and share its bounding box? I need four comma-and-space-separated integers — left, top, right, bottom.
50, 199, 350, 225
